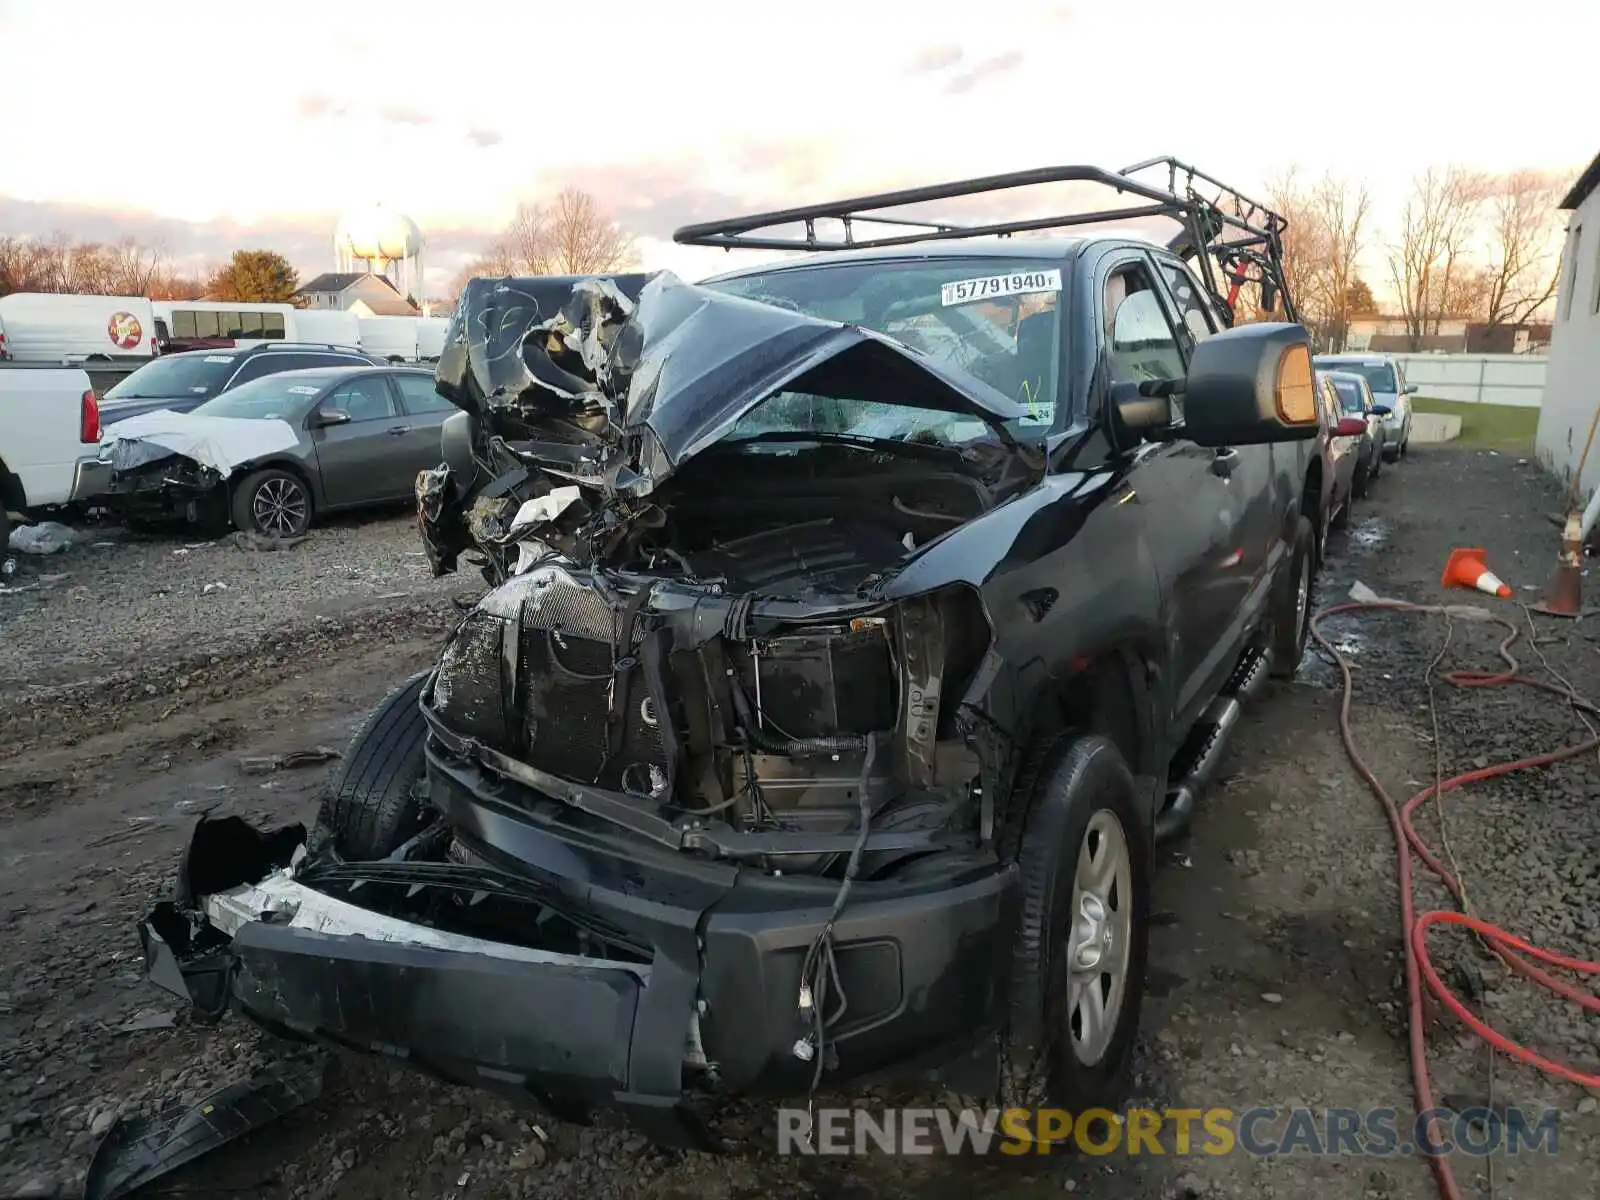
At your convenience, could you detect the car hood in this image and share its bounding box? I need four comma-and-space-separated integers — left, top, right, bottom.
434, 270, 1031, 496
100, 410, 300, 476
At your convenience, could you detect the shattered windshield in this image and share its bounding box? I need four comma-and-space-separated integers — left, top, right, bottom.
104, 353, 238, 401
706, 258, 1065, 435
192, 371, 336, 421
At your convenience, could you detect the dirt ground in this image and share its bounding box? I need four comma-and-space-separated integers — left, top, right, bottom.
3, 447, 1598, 1200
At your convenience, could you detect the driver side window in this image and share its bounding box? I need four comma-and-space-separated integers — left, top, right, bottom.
327, 377, 398, 423
1159, 262, 1218, 351
1104, 262, 1186, 385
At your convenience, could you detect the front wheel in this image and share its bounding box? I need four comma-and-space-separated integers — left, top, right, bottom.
232, 468, 312, 538
1003, 735, 1150, 1120
1270, 514, 1315, 679
323, 671, 433, 859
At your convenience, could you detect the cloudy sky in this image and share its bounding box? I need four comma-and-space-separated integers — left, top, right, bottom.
0, 0, 1587, 298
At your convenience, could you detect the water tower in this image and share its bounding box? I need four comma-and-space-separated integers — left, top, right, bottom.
333, 205, 425, 304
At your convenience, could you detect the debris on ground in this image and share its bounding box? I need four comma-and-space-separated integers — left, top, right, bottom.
114, 1009, 177, 1034
202, 581, 229, 595
232, 531, 308, 552
8, 521, 78, 555
82, 1054, 327, 1200
238, 747, 341, 776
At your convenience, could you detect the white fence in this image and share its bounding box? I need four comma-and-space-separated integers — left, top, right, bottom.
1391, 353, 1546, 408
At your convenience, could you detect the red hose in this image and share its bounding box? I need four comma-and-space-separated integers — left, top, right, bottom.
1308, 599, 1600, 1200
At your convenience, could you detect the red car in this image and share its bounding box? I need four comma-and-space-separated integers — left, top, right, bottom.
1311, 368, 1369, 553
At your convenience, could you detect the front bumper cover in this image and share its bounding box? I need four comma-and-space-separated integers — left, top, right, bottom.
140, 793, 1011, 1147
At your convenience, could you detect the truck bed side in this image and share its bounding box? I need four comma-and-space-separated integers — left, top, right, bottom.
0, 366, 94, 510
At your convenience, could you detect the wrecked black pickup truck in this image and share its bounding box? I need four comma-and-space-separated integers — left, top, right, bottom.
140, 158, 1325, 1147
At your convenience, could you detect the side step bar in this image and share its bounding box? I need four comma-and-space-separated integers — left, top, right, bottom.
1154, 646, 1271, 843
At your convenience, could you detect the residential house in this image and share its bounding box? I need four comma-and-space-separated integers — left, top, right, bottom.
1345, 315, 1469, 353
1536, 150, 1600, 497
292, 272, 420, 317
1343, 315, 1550, 355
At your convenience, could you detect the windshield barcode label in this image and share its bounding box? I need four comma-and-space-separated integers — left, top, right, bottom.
941, 269, 1062, 307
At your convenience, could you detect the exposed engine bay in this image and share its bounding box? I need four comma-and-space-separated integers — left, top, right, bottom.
413, 271, 1048, 880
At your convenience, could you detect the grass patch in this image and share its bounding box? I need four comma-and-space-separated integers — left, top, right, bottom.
1412, 397, 1538, 453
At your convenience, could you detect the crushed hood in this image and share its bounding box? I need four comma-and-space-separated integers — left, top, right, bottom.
434, 270, 1030, 495
101, 411, 299, 476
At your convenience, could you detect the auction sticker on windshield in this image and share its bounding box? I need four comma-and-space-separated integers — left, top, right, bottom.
941, 269, 1061, 307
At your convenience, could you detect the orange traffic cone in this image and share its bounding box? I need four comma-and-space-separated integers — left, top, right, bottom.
1532, 512, 1583, 617
1441, 548, 1513, 599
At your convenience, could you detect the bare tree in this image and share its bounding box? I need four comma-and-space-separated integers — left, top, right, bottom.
107, 237, 166, 295
1313, 176, 1372, 352
473, 187, 639, 282
539, 188, 636, 275
1264, 168, 1327, 332
149, 268, 213, 300
0, 233, 170, 297
1262, 169, 1370, 349
1479, 170, 1565, 326
1384, 166, 1490, 349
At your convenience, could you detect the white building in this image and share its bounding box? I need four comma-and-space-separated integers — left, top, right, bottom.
1536, 152, 1600, 497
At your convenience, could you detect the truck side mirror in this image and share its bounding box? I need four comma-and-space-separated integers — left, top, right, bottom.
1182, 323, 1321, 447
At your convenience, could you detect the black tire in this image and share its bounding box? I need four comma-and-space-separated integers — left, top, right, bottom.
1003, 735, 1150, 1119
1353, 453, 1371, 499
324, 671, 433, 859
1270, 514, 1315, 679
1370, 446, 1383, 479
232, 468, 312, 538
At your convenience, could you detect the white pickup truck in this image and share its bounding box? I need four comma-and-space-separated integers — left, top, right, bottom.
0, 366, 101, 549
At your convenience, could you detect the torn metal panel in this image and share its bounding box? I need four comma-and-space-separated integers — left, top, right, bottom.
415, 463, 470, 577
100, 410, 300, 477
436, 270, 1030, 499
203, 868, 652, 973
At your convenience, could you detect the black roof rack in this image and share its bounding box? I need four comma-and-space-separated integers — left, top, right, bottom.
672, 155, 1297, 321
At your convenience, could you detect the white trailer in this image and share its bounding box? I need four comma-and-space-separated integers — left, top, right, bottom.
416, 316, 449, 361
357, 316, 420, 362
352, 315, 450, 362
0, 294, 159, 363
292, 309, 362, 347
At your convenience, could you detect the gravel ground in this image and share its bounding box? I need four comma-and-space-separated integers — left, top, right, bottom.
3, 446, 1599, 1200
1, 507, 463, 695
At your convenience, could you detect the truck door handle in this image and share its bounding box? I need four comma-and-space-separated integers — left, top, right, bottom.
386, 425, 411, 436
1210, 447, 1239, 477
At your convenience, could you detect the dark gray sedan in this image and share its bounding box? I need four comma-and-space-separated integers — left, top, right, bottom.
102, 366, 457, 537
